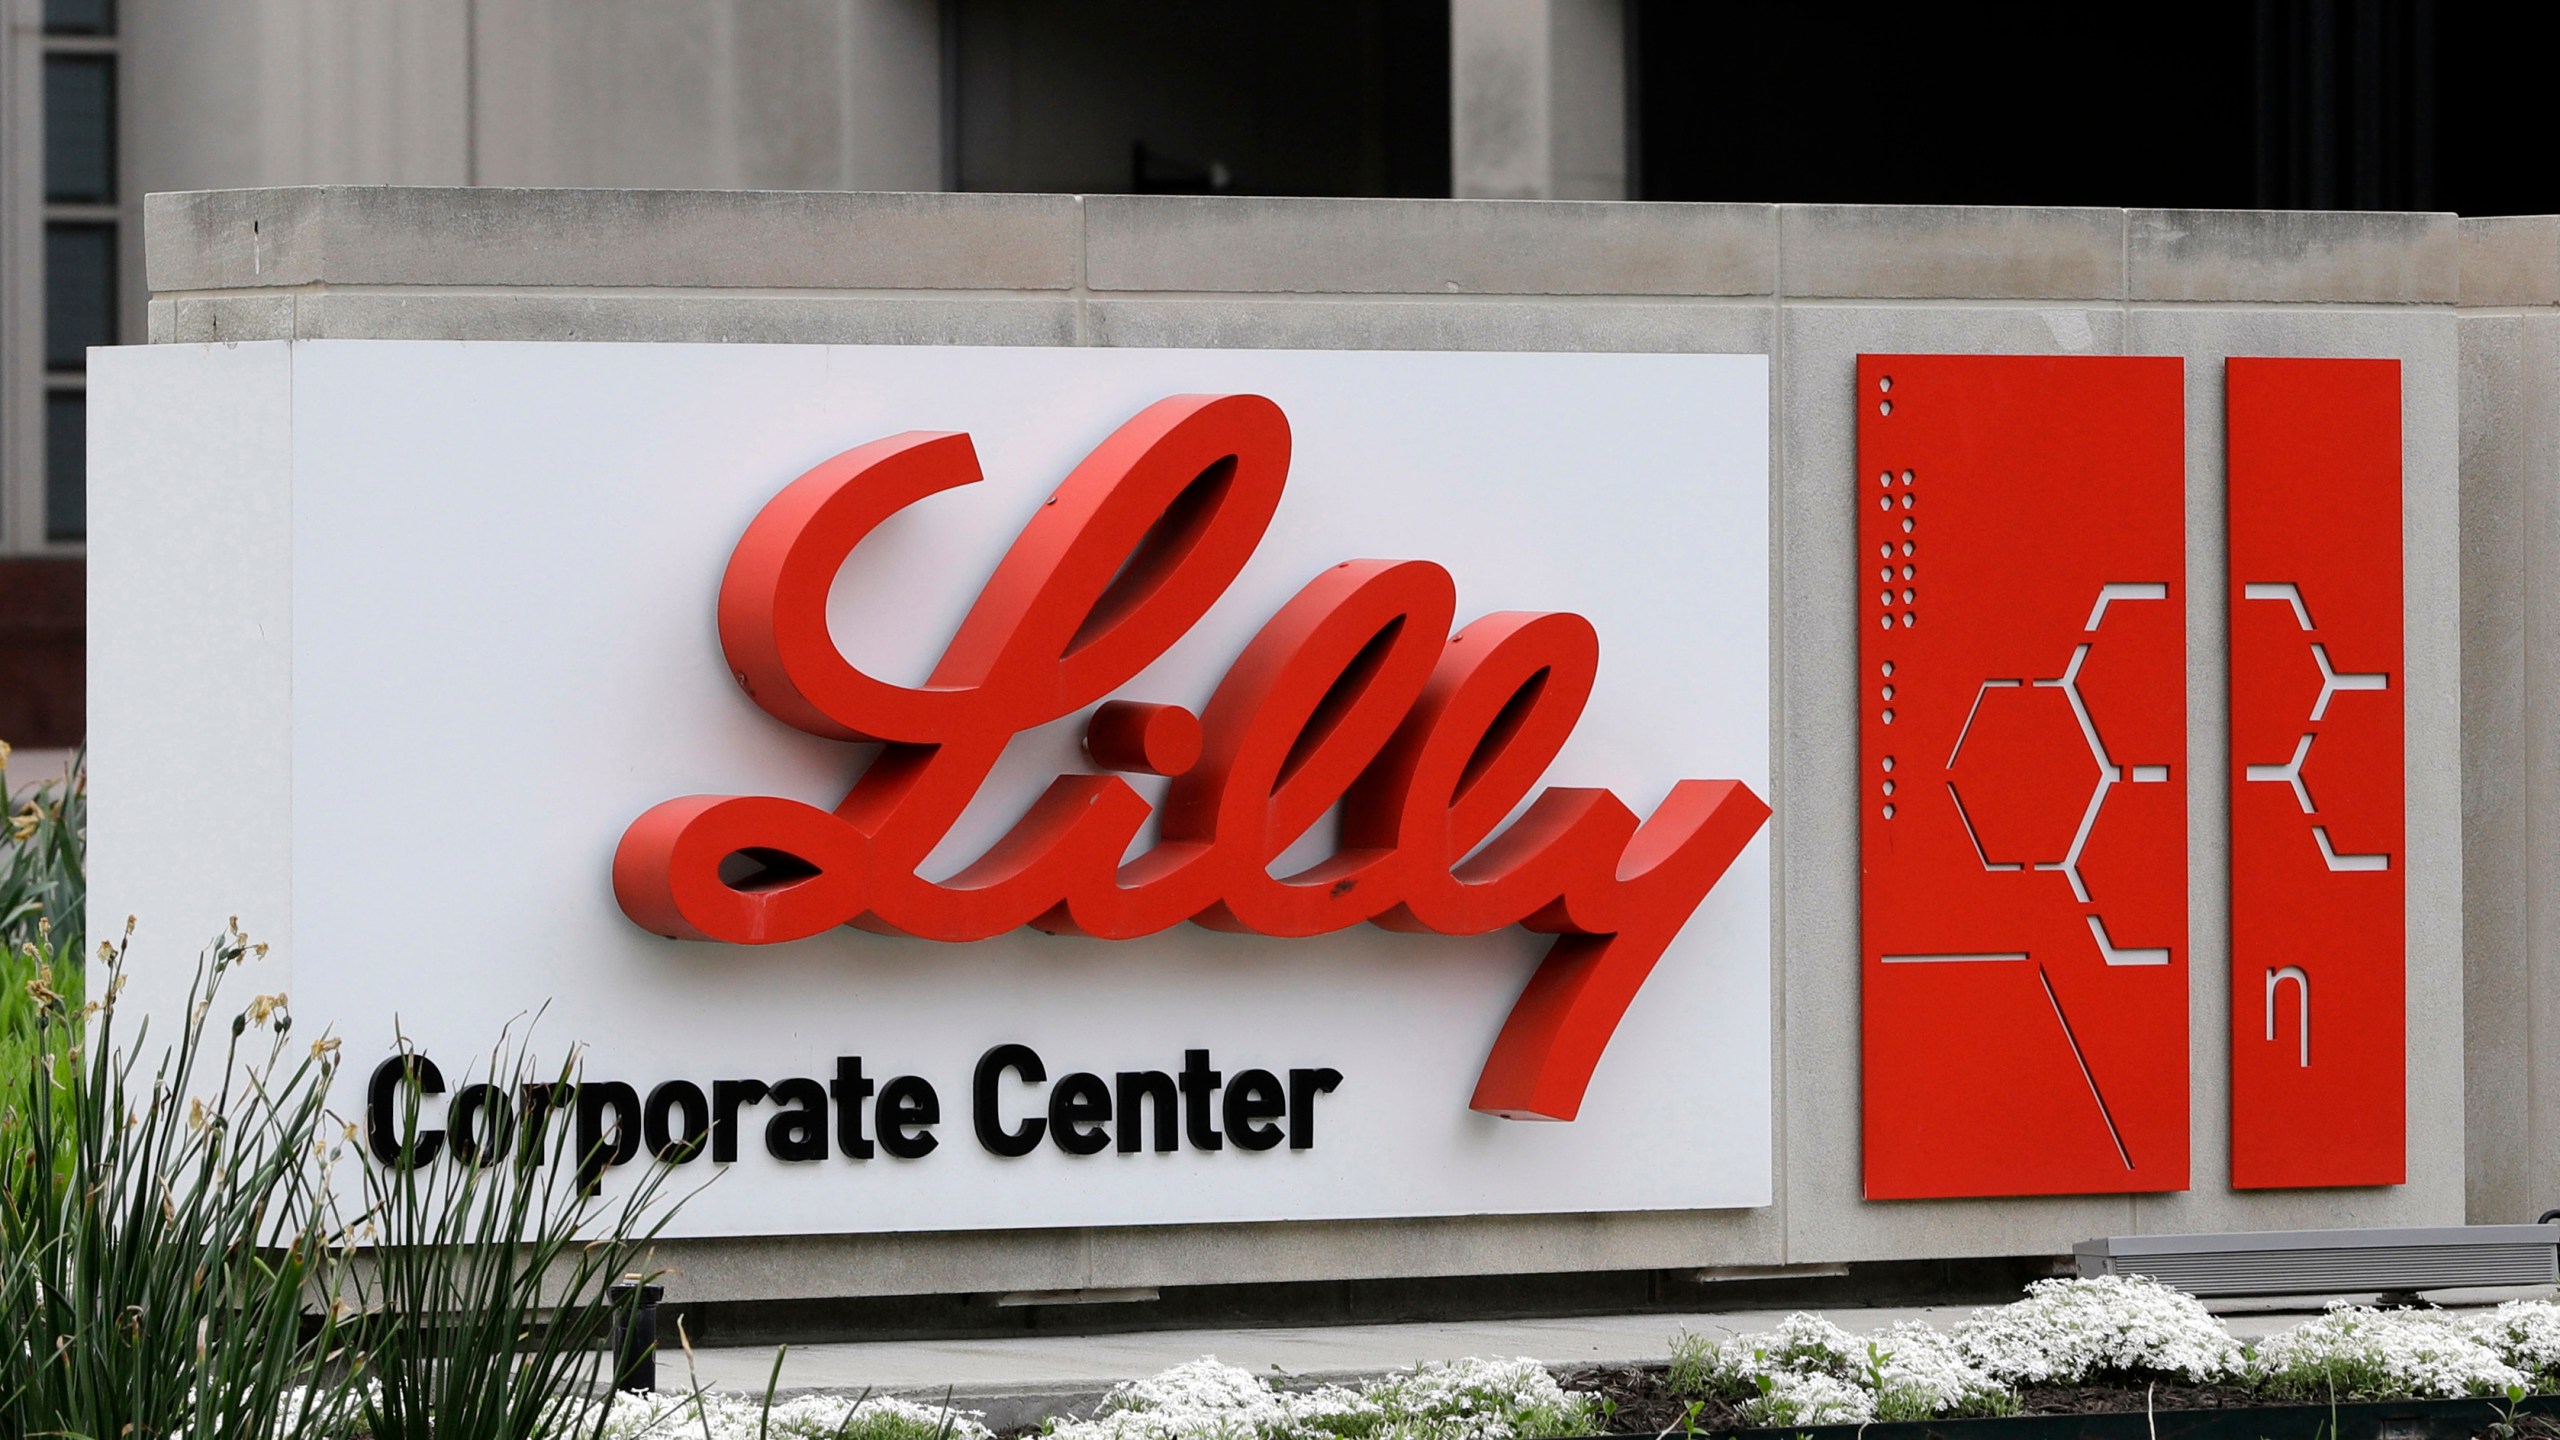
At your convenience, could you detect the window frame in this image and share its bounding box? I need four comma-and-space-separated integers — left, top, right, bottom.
4, 0, 125, 555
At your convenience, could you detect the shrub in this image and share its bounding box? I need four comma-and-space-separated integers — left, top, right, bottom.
0, 747, 84, 1162
1865, 1322, 2017, 1421
1666, 1313, 1863, 1399
1669, 1313, 2012, 1423
1040, 1355, 1593, 1440
2251, 1303, 2529, 1401
2470, 1299, 2560, 1386
1357, 1356, 1598, 1439
0, 916, 705, 1440
0, 925, 358, 1440
347, 1028, 694, 1440
1735, 1371, 1872, 1428
580, 1391, 993, 1440
1955, 1274, 2243, 1386
0, 744, 82, 956
1056, 1356, 1295, 1440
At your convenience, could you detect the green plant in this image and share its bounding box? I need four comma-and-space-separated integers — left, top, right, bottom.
1665, 1331, 1718, 1397
0, 923, 359, 1440
0, 743, 84, 957
352, 1027, 692, 1440
0, 746, 85, 1159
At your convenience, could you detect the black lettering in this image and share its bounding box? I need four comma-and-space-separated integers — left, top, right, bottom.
1287, 1067, 1342, 1150
830, 1056, 875, 1160
879, 1076, 939, 1159
448, 1082, 512, 1165
1222, 1069, 1286, 1151
1178, 1048, 1223, 1151
1114, 1071, 1178, 1154
973, 1044, 1047, 1157
520, 1081, 566, 1168
365, 1054, 445, 1168
711, 1078, 770, 1163
643, 1080, 709, 1161
764, 1077, 829, 1162
1048, 1072, 1111, 1156
574, 1080, 642, 1193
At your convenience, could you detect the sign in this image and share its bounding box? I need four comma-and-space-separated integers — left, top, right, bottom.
2227, 357, 2405, 1189
1857, 353, 2410, 1201
89, 341, 1775, 1236
1855, 355, 2190, 1200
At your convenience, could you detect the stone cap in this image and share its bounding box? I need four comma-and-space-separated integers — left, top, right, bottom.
145, 187, 1086, 293
2460, 216, 2560, 307
148, 186, 2467, 305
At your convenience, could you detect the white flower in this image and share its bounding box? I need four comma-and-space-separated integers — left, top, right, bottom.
2470, 1299, 2560, 1382
1671, 1312, 1866, 1399
1672, 1313, 2014, 1422
1048, 1357, 1289, 1440
1868, 1322, 2016, 1420
576, 1389, 993, 1440
2253, 1304, 2529, 1401
1957, 1274, 2242, 1385
1736, 1371, 1874, 1428
1361, 1355, 1597, 1439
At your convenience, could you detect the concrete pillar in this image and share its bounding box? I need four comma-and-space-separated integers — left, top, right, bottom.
125, 0, 943, 195
1450, 0, 1626, 201
2456, 216, 2560, 1223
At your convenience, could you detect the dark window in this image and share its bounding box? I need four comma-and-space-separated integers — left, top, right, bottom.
44, 54, 115, 203
46, 393, 86, 543
1635, 0, 2560, 216
950, 0, 1447, 197
43, 0, 114, 35
45, 224, 115, 370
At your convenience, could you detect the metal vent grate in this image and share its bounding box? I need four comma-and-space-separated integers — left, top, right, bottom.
2076, 1226, 2560, 1298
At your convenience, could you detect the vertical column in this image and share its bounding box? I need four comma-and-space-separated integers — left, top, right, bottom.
2227, 357, 2405, 1189
1858, 354, 2188, 1200
1450, 0, 1625, 200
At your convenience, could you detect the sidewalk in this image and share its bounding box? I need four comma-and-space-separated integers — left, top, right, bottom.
668, 1295, 2468, 1429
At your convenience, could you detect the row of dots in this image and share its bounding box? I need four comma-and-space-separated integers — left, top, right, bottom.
1877, 375, 1904, 821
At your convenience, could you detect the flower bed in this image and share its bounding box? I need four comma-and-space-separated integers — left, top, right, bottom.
1561, 1277, 2560, 1434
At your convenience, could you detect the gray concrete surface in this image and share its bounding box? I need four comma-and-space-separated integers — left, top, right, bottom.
140, 189, 2489, 1305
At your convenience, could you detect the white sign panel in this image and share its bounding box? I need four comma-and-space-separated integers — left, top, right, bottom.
89, 340, 1771, 1237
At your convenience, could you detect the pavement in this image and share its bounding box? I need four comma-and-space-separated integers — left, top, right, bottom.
664, 1287, 2559, 1429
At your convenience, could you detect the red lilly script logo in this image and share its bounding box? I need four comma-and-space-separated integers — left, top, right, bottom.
613, 394, 1770, 1121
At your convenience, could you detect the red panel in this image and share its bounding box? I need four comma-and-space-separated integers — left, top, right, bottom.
1858, 355, 2188, 1200
2227, 358, 2405, 1189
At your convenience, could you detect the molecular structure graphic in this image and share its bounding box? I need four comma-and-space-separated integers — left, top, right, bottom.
1940, 583, 2174, 968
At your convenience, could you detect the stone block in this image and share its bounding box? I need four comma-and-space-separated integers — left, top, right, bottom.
145, 187, 1083, 293
1083, 195, 1776, 296
655, 1227, 1095, 1302
1085, 297, 1773, 354
290, 289, 1080, 346
146, 293, 298, 344
2461, 217, 2560, 309
2127, 209, 2459, 304
1081, 1210, 1783, 1291
2457, 315, 2539, 1220
1778, 206, 2125, 301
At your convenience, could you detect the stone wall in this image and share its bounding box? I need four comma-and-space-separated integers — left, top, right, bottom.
141, 188, 2484, 1301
